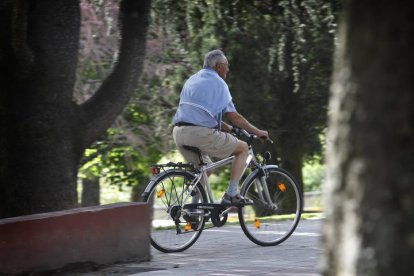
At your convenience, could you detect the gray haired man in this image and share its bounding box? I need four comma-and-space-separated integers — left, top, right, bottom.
173, 49, 269, 204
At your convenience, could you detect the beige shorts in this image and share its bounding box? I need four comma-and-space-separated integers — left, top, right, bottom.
173, 126, 239, 167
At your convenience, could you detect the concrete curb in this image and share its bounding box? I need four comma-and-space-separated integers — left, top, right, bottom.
0, 202, 150, 274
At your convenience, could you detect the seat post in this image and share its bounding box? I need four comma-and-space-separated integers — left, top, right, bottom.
182, 145, 206, 166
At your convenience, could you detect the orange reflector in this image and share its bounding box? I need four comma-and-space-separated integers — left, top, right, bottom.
254, 218, 261, 229
185, 223, 192, 231
157, 189, 165, 198
278, 183, 286, 192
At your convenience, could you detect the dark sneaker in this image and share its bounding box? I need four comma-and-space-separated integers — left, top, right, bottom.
220, 193, 253, 206
183, 214, 199, 230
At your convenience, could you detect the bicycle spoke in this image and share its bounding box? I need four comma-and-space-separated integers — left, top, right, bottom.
145, 170, 207, 253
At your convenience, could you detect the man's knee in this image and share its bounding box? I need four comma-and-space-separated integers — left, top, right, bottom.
232, 141, 248, 156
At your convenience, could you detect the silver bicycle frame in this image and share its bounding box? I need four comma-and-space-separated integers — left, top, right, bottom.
183, 146, 276, 213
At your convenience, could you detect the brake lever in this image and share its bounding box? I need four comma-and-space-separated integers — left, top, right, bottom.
261, 136, 274, 144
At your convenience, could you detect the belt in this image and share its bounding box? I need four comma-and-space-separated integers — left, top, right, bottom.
175, 122, 197, 127
175, 122, 219, 129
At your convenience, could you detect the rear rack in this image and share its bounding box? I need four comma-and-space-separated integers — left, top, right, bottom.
149, 162, 198, 174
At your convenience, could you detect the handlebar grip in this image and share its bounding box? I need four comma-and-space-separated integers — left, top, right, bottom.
241, 129, 250, 137
232, 127, 273, 144
231, 127, 242, 136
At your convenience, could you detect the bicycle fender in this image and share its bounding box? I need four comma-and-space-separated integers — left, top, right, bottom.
142, 169, 175, 196
240, 165, 279, 195
141, 169, 197, 198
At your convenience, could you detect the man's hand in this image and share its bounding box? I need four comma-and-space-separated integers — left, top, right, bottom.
220, 121, 233, 133
256, 129, 270, 142
226, 112, 272, 142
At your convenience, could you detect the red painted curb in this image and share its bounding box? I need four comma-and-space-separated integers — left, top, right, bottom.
0, 202, 150, 274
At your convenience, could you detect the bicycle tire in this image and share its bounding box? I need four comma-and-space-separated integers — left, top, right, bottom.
143, 169, 207, 253
238, 166, 302, 246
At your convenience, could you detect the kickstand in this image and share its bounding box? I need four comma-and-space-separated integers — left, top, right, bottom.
175, 220, 182, 234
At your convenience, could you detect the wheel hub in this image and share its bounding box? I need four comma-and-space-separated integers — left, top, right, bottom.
169, 205, 182, 221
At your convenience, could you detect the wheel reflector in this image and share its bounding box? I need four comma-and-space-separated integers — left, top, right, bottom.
278, 183, 286, 192
254, 218, 261, 229
157, 189, 165, 198
185, 223, 192, 231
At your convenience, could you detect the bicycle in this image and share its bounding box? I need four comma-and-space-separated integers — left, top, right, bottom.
142, 128, 302, 253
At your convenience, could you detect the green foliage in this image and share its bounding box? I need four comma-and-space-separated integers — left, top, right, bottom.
80, 127, 161, 189
302, 157, 325, 192
77, 0, 337, 197
145, 0, 339, 191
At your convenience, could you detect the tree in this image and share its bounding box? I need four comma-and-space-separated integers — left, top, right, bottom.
0, 0, 151, 218
168, 0, 337, 189
323, 1, 414, 275
74, 0, 157, 205
95, 0, 337, 197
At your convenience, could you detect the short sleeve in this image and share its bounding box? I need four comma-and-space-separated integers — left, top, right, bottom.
223, 100, 237, 113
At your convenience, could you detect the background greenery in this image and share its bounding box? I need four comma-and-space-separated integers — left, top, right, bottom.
76, 0, 337, 206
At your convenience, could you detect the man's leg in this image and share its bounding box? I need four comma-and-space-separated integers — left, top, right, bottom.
226, 140, 248, 196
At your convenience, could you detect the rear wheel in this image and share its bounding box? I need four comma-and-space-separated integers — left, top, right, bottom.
239, 166, 302, 246
144, 170, 207, 252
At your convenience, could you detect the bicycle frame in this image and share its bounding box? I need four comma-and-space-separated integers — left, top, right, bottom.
182, 145, 277, 217
143, 127, 280, 220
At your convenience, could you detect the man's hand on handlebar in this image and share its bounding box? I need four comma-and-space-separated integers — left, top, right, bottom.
256, 129, 270, 143
231, 127, 273, 144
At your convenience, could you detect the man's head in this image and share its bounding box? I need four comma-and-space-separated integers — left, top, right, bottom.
203, 49, 229, 80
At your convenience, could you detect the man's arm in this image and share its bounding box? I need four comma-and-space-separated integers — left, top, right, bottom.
225, 112, 269, 139
220, 121, 233, 133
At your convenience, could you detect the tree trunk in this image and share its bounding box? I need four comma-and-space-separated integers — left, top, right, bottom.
274, 77, 305, 194
323, 1, 414, 275
278, 133, 304, 191
81, 177, 100, 207
0, 0, 151, 218
1, 0, 82, 217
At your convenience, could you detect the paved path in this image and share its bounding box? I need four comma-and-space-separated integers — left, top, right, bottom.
69, 218, 324, 276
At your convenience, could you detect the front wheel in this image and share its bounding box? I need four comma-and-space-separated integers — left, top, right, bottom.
239, 166, 302, 246
143, 170, 207, 253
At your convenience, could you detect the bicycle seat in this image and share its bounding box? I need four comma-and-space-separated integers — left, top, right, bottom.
182, 145, 202, 155
183, 145, 206, 166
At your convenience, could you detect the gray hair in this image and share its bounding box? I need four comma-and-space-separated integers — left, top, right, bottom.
203, 49, 227, 68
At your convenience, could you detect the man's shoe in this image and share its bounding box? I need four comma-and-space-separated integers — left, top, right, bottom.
220, 192, 253, 206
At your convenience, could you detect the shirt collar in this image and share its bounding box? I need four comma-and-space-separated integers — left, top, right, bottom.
202, 67, 218, 74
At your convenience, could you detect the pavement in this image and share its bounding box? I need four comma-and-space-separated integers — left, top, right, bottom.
61, 218, 324, 276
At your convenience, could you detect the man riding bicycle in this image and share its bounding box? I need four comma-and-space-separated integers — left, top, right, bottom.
172, 49, 269, 204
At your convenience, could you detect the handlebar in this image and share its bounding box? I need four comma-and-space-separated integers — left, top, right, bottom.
231, 127, 274, 145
